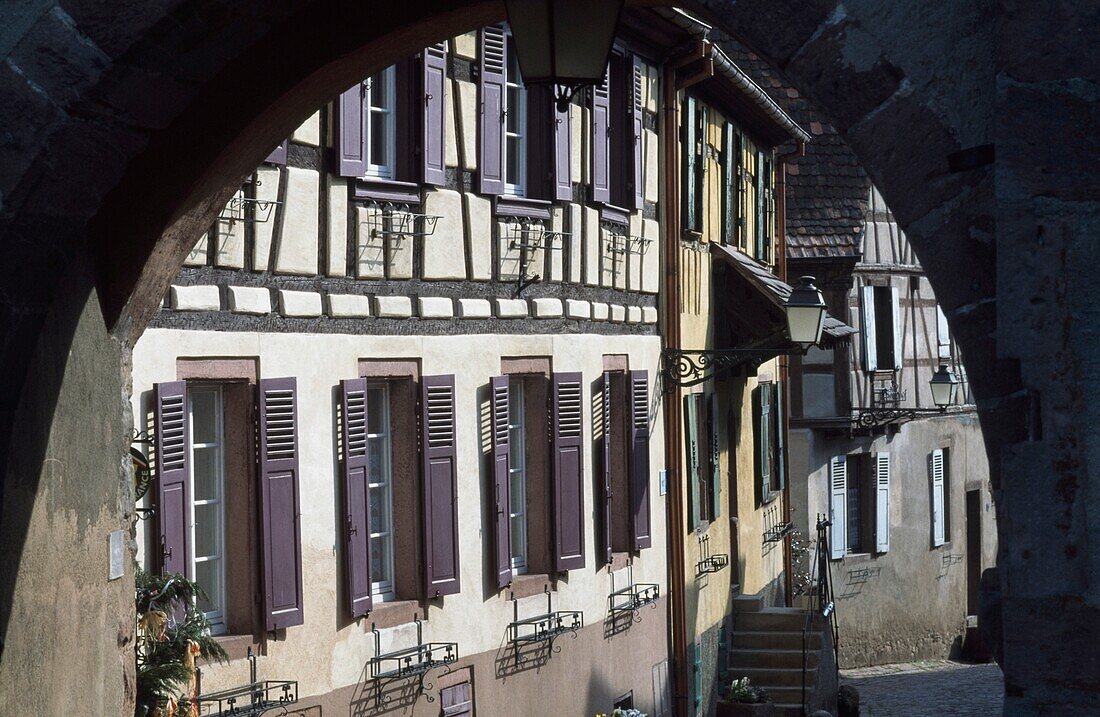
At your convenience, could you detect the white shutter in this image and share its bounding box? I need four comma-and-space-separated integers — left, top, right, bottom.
930, 448, 946, 546
936, 305, 952, 360
860, 285, 878, 372
875, 453, 891, 553
890, 286, 902, 370
829, 455, 847, 559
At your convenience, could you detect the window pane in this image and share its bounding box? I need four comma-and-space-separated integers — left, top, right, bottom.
194, 560, 220, 614
191, 389, 218, 444
369, 70, 389, 110
370, 112, 388, 166
370, 534, 392, 584
194, 503, 219, 557
367, 385, 387, 434
368, 435, 387, 480
506, 137, 520, 186
192, 446, 219, 501
847, 475, 861, 552
510, 515, 526, 561
369, 485, 389, 533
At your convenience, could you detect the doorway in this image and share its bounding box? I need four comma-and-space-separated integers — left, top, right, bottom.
966, 490, 981, 616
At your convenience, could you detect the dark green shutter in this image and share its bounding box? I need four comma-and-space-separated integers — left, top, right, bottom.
755, 149, 765, 260
775, 382, 786, 491
722, 122, 735, 245
735, 130, 744, 247
686, 394, 701, 529
754, 384, 771, 504
683, 96, 697, 233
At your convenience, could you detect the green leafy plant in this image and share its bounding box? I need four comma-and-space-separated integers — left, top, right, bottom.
135, 569, 228, 717
725, 677, 771, 704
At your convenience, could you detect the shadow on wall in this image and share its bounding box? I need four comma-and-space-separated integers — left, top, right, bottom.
836, 567, 881, 601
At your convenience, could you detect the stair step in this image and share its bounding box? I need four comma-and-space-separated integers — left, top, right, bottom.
731, 631, 822, 651
728, 648, 820, 670
750, 686, 810, 705
727, 667, 812, 688
734, 609, 812, 631
732, 594, 765, 613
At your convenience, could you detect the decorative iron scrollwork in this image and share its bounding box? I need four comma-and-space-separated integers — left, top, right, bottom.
662, 346, 806, 389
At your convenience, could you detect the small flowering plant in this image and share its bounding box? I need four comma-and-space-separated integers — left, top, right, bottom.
725, 677, 771, 704
611, 709, 647, 717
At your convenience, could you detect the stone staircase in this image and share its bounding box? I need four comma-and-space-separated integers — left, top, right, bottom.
727, 594, 825, 717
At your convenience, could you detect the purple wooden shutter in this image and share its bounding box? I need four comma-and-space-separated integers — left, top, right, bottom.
478, 26, 506, 195
552, 373, 585, 571
630, 55, 644, 209
422, 43, 448, 185
337, 82, 366, 177
422, 374, 461, 597
601, 371, 614, 564
259, 377, 305, 630
590, 70, 611, 203
553, 99, 572, 201
490, 375, 513, 589
154, 381, 189, 577
628, 370, 652, 550
341, 378, 372, 617
265, 140, 288, 166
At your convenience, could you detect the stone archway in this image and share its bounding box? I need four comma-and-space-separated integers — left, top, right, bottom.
0, 2, 1093, 714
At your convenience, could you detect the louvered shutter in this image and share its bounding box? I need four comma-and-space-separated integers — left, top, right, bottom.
258, 377, 305, 630
775, 382, 786, 491
552, 373, 585, 571
734, 130, 745, 246
890, 286, 903, 370
629, 370, 651, 549
341, 379, 372, 617
937, 305, 952, 360
755, 384, 771, 502
265, 140, 288, 166
829, 455, 847, 560
685, 394, 701, 529
930, 448, 946, 547
421, 43, 448, 185
478, 26, 506, 195
490, 376, 512, 589
441, 683, 473, 716
154, 381, 189, 577
709, 393, 721, 520
629, 55, 644, 209
875, 452, 891, 553
591, 69, 611, 203
722, 122, 735, 244
860, 286, 878, 372
337, 82, 366, 177
422, 375, 461, 596
683, 96, 697, 231
601, 372, 614, 564
553, 94, 572, 201
754, 149, 765, 259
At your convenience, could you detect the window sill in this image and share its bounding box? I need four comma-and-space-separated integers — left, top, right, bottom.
508, 573, 553, 599
366, 599, 423, 630
495, 195, 552, 220
211, 633, 262, 662
600, 203, 630, 227
354, 178, 421, 204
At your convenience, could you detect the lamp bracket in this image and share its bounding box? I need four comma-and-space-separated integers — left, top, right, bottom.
661, 346, 808, 390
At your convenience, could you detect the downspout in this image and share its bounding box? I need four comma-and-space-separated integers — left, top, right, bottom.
661, 59, 689, 717
776, 141, 804, 607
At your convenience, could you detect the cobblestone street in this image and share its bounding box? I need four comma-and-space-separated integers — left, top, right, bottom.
841, 660, 1004, 717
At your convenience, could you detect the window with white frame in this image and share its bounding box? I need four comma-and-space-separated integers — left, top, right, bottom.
504, 35, 527, 196
508, 379, 528, 573
189, 385, 227, 633
365, 65, 397, 179
367, 382, 396, 601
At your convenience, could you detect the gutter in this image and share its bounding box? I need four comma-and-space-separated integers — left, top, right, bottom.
654, 7, 812, 145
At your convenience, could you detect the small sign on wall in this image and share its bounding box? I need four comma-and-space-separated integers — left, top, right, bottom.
659, 469, 668, 496
109, 530, 125, 581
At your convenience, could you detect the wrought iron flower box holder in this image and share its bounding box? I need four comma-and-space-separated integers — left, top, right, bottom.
194, 647, 298, 717
507, 590, 583, 666
696, 553, 729, 575
852, 381, 948, 432
763, 522, 794, 543
368, 619, 458, 706
505, 221, 569, 297
608, 583, 660, 620
363, 204, 442, 250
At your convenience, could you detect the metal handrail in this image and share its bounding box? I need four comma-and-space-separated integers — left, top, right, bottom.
802, 514, 840, 717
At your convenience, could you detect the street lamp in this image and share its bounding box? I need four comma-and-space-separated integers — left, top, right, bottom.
929, 363, 960, 409
785, 276, 828, 348
504, 0, 625, 112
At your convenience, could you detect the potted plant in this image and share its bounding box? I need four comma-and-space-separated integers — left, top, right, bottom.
716, 677, 775, 717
